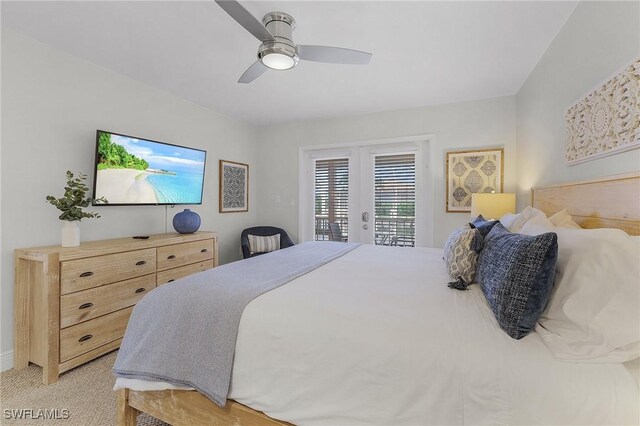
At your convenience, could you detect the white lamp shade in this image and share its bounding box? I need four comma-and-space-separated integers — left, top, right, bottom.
470, 193, 516, 220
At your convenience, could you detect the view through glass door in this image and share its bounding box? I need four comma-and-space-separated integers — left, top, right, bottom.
371, 153, 416, 246
314, 158, 349, 241
309, 145, 422, 246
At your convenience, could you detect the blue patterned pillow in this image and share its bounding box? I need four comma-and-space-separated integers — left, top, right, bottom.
469, 215, 499, 238
443, 225, 483, 289
476, 222, 558, 339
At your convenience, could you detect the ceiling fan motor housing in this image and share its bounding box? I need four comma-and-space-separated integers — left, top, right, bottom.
258, 12, 299, 68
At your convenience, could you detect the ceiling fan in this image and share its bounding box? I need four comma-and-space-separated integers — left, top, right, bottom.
214, 0, 373, 84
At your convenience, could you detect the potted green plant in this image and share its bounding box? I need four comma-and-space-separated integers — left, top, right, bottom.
46, 171, 107, 247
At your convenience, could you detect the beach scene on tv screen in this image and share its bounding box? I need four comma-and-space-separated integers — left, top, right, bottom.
95, 132, 206, 204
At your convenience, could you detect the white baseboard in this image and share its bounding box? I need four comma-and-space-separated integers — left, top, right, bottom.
1, 350, 14, 371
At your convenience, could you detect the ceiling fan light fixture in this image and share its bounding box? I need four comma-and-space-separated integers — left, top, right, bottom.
257, 39, 299, 70
215, 1, 373, 83
261, 52, 296, 70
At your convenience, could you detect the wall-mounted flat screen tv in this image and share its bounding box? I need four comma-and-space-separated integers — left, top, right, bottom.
93, 130, 207, 205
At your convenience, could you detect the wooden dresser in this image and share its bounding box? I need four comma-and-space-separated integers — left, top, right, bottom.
14, 232, 218, 384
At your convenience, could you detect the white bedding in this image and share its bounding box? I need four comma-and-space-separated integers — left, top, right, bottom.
116, 245, 639, 425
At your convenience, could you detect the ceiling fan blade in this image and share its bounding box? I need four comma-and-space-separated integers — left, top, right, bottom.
297, 45, 372, 65
215, 0, 274, 42
238, 61, 268, 84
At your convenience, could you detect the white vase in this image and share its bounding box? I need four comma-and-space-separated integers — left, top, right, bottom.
61, 221, 80, 247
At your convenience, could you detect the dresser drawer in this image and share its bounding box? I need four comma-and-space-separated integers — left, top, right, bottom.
60, 306, 133, 362
157, 260, 215, 285
157, 240, 214, 271
60, 274, 156, 329
60, 248, 156, 295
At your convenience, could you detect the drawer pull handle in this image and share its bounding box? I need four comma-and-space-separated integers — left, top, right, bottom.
167, 255, 176, 260
79, 302, 93, 310
136, 260, 147, 266
135, 288, 146, 294
168, 279, 175, 283
200, 249, 208, 253
79, 271, 94, 278
78, 334, 93, 342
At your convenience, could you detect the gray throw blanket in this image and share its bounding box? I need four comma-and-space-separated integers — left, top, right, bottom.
113, 241, 359, 406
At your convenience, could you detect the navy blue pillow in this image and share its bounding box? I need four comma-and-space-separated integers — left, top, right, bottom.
469, 215, 499, 239
476, 222, 558, 339
470, 214, 487, 225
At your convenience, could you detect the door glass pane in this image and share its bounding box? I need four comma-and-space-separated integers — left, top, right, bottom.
314, 158, 349, 242
374, 154, 415, 247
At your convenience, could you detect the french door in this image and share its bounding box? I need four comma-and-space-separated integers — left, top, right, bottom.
301, 140, 430, 246
361, 153, 416, 246
314, 158, 350, 242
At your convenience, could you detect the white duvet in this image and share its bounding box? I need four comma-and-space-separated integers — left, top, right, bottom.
116, 245, 639, 425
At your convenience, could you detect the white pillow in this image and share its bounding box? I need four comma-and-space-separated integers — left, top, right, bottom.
521, 224, 640, 362
504, 206, 547, 233
518, 213, 556, 235
548, 209, 582, 229
498, 212, 519, 231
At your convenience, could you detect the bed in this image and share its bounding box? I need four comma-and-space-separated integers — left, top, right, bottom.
116, 172, 640, 426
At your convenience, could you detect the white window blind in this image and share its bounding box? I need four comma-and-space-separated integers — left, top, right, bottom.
374, 154, 416, 247
314, 158, 349, 241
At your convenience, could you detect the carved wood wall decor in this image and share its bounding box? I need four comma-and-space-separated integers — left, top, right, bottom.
565, 59, 640, 165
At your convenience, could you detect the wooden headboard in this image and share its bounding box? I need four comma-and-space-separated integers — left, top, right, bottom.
531, 172, 640, 236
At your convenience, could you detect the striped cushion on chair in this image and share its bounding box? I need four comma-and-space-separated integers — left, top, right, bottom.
248, 234, 281, 255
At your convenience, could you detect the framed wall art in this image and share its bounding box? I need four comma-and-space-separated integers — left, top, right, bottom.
565, 58, 640, 165
446, 148, 503, 213
219, 160, 249, 213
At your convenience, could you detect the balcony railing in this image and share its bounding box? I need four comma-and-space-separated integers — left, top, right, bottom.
315, 215, 415, 247
374, 216, 415, 247
315, 216, 349, 241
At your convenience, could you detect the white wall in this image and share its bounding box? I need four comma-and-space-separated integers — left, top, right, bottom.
256, 96, 517, 248
516, 1, 640, 209
5, 0, 635, 371
0, 30, 259, 365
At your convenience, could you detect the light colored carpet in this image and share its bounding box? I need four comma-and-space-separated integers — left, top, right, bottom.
0, 351, 165, 425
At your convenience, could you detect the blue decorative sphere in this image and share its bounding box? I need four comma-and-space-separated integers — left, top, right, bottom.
173, 209, 201, 234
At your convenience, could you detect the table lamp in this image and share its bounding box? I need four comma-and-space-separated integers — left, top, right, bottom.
470, 193, 516, 220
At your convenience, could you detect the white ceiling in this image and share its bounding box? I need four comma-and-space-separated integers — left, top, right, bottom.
2, 1, 577, 126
